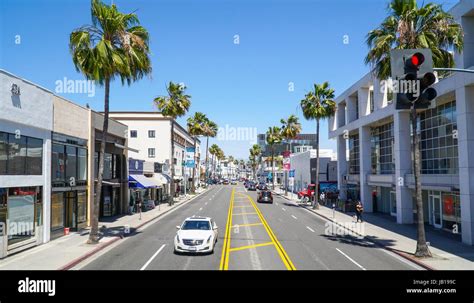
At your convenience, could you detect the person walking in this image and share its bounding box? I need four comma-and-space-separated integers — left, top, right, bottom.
355, 201, 364, 223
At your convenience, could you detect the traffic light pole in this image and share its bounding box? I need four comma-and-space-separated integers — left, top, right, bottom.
433, 67, 474, 74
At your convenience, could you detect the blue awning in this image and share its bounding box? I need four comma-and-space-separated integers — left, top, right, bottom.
128, 175, 160, 189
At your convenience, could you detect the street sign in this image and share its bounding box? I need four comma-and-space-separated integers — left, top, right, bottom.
186, 160, 195, 167
289, 169, 295, 178
186, 147, 195, 153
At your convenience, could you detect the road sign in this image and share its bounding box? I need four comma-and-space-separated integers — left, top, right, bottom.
289, 169, 295, 178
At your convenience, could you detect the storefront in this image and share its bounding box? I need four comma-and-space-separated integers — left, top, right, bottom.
425, 190, 461, 233
50, 133, 88, 238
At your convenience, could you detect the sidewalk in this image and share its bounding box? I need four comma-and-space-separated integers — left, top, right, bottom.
0, 188, 208, 270
273, 188, 474, 270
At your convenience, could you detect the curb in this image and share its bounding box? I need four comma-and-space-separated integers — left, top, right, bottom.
59, 189, 209, 270
272, 190, 435, 271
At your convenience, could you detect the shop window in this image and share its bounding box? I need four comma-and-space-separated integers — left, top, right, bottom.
26, 137, 43, 175
0, 188, 7, 227
7, 134, 27, 175
78, 148, 87, 181
0, 132, 7, 174
66, 146, 77, 181
77, 191, 87, 224
52, 144, 65, 182
103, 153, 112, 179
7, 187, 37, 245
51, 192, 64, 232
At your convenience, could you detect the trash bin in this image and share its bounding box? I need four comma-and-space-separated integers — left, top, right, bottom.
64, 227, 70, 235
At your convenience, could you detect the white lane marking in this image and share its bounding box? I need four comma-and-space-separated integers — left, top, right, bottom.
306, 226, 315, 232
282, 208, 286, 211
199, 207, 203, 211
209, 198, 212, 200
378, 248, 425, 270
335, 248, 366, 271
275, 202, 278, 206
140, 244, 166, 270
291, 215, 297, 220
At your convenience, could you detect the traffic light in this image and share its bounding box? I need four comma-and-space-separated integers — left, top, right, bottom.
390, 49, 437, 110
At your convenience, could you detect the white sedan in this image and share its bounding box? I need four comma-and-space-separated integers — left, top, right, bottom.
174, 216, 218, 254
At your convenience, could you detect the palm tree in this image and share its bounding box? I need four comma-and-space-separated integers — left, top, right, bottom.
216, 148, 225, 178
202, 119, 218, 182
365, 0, 463, 258
249, 144, 261, 181
280, 115, 302, 195
228, 155, 234, 179
70, 0, 151, 244
154, 82, 191, 205
365, 0, 463, 80
187, 112, 208, 193
209, 144, 219, 178
300, 82, 336, 209
266, 127, 282, 190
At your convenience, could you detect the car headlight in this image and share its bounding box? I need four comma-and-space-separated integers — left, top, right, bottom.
176, 235, 180, 243
207, 235, 212, 243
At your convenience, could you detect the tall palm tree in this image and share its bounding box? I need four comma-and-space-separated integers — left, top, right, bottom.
187, 112, 207, 193
154, 82, 191, 205
266, 126, 282, 190
280, 115, 302, 195
216, 148, 225, 178
365, 0, 463, 258
300, 82, 336, 209
202, 119, 218, 182
209, 144, 219, 178
365, 0, 463, 80
228, 155, 234, 179
249, 144, 261, 181
70, 0, 151, 244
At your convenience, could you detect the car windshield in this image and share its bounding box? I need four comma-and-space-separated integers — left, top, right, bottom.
182, 220, 211, 230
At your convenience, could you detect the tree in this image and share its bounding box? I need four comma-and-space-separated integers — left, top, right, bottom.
209, 144, 219, 178
365, 0, 463, 80
202, 119, 218, 182
300, 82, 336, 209
249, 144, 261, 181
70, 0, 151, 244
365, 0, 463, 258
154, 82, 191, 205
187, 112, 207, 193
266, 126, 282, 190
280, 115, 302, 195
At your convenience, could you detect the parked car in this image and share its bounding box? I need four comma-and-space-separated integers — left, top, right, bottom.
257, 190, 273, 203
297, 184, 316, 200
174, 216, 218, 254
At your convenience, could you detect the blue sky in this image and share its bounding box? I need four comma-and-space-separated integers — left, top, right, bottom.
0, 0, 457, 159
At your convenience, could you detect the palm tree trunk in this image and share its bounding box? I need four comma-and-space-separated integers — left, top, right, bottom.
169, 121, 175, 206
412, 106, 431, 257
285, 142, 289, 196
271, 147, 275, 190
88, 77, 110, 244
313, 118, 320, 209
205, 136, 209, 181
191, 138, 197, 193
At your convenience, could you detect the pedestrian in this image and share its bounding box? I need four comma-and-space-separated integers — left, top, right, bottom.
355, 201, 364, 223
320, 192, 326, 205
128, 194, 135, 215
135, 191, 142, 220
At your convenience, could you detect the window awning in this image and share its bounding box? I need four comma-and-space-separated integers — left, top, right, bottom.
128, 174, 161, 188
153, 173, 171, 185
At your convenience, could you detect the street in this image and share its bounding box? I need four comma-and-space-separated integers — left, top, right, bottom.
80, 184, 421, 270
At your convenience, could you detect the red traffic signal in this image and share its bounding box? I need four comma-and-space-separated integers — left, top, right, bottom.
406, 52, 425, 70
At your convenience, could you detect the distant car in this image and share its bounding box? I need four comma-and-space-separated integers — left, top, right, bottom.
223, 179, 229, 185
257, 190, 273, 203
248, 182, 257, 191
257, 182, 268, 190
174, 216, 218, 254
231, 179, 237, 185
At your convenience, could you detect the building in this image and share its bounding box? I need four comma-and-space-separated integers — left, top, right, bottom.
328, 0, 474, 245
257, 133, 318, 157
108, 112, 200, 195
0, 69, 53, 257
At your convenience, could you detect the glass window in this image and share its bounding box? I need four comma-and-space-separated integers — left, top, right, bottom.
7, 187, 37, 245
7, 134, 27, 175
26, 137, 43, 175
112, 154, 121, 179
148, 130, 155, 138
77, 191, 87, 224
94, 152, 99, 178
78, 148, 87, 181
103, 153, 112, 180
52, 144, 65, 182
66, 146, 77, 180
148, 148, 155, 158
349, 134, 360, 174
0, 188, 7, 228
51, 192, 64, 231
130, 130, 137, 138
0, 132, 7, 174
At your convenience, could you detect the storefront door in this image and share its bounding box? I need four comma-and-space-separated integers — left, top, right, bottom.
390, 191, 397, 217
65, 191, 77, 230
429, 192, 442, 228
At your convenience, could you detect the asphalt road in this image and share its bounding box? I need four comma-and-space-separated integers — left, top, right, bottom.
80, 184, 421, 270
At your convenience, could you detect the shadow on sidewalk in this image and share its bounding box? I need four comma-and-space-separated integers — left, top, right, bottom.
97, 225, 143, 241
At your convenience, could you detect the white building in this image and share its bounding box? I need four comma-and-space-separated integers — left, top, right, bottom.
328, 0, 474, 245
290, 149, 337, 193
0, 69, 53, 257
108, 112, 201, 192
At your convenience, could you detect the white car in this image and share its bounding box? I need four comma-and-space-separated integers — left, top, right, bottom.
174, 216, 218, 254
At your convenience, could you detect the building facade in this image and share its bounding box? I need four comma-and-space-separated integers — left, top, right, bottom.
0, 70, 53, 257
328, 0, 474, 245
257, 133, 318, 157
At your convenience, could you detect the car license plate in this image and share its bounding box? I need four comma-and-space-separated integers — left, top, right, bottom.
187, 246, 197, 251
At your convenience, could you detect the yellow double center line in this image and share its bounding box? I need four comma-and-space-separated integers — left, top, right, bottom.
219, 188, 234, 270
219, 189, 296, 270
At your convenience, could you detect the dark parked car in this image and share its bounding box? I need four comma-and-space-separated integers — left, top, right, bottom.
257, 190, 273, 203
248, 182, 257, 191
